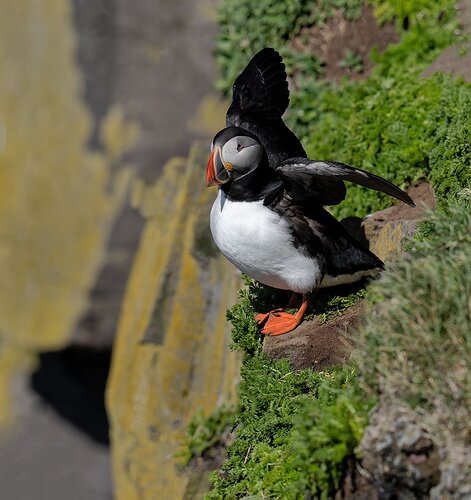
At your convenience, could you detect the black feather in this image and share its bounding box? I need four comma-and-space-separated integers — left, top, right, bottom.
276, 158, 415, 207
267, 194, 384, 277
226, 48, 306, 167
227, 48, 289, 122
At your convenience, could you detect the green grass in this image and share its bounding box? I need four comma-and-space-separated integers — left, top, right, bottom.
178, 406, 236, 466
367, 0, 456, 27
207, 361, 373, 499
290, 73, 471, 219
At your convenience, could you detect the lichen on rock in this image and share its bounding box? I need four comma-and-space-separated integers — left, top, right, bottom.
0, 0, 133, 426
107, 144, 241, 499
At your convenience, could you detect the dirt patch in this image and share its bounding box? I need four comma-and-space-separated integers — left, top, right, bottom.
291, 5, 398, 82
263, 302, 365, 371
422, 0, 471, 83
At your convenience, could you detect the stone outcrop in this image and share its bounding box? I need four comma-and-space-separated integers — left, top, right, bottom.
357, 401, 441, 499
0, 0, 132, 426
71, 0, 221, 347
106, 143, 241, 499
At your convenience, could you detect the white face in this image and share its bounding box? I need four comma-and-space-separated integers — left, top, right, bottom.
220, 136, 263, 176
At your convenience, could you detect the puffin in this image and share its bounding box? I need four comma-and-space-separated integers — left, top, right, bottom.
206, 48, 414, 336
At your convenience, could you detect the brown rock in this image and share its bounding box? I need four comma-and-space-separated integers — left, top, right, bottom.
342, 182, 436, 262
263, 302, 365, 371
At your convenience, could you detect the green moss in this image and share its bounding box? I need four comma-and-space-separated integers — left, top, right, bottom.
290, 73, 471, 219
315, 287, 367, 323
428, 88, 471, 205
207, 362, 373, 498
367, 0, 456, 27
198, 273, 373, 498
339, 49, 364, 74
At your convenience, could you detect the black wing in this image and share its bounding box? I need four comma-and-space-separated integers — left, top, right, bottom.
226, 47, 289, 124
226, 48, 305, 166
276, 158, 415, 207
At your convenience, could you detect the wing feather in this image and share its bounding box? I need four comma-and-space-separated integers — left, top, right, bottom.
276, 158, 415, 207
226, 48, 290, 126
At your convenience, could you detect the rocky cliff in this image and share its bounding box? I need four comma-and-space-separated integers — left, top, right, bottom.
107, 143, 241, 499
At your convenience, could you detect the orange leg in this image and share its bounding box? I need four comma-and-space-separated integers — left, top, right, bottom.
261, 294, 309, 336
254, 292, 298, 326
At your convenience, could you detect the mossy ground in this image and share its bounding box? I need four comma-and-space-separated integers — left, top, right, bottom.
182, 0, 471, 497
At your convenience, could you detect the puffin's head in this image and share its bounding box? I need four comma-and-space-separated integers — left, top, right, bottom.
206, 127, 263, 186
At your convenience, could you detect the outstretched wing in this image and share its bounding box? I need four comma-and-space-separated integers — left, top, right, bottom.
226, 48, 305, 166
226, 48, 289, 125
276, 158, 415, 207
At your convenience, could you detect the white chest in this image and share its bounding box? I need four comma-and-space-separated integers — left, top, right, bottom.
209, 190, 321, 293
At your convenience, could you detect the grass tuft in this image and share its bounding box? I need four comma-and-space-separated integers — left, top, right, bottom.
178, 406, 236, 466
357, 200, 471, 441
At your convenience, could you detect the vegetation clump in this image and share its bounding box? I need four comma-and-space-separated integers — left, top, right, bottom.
178, 406, 236, 466
207, 359, 372, 498
358, 199, 471, 442
215, 0, 363, 92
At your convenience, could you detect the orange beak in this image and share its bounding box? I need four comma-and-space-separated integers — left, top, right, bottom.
206, 146, 231, 187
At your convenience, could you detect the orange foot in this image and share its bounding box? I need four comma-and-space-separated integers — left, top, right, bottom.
255, 309, 283, 325
259, 295, 309, 336
254, 292, 298, 326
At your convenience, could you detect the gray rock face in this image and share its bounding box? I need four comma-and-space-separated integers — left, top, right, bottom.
359, 400, 440, 498
431, 445, 471, 499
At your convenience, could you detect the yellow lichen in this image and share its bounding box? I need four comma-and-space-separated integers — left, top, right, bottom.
0, 0, 135, 424
186, 93, 228, 137
107, 144, 240, 499
101, 107, 140, 162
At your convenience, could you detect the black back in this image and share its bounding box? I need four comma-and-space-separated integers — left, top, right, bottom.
219, 49, 389, 277
268, 195, 384, 277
